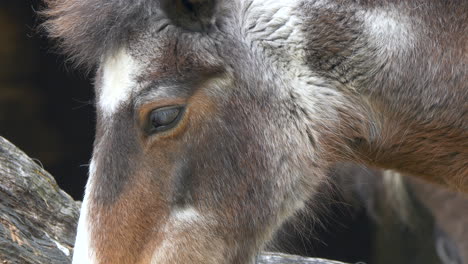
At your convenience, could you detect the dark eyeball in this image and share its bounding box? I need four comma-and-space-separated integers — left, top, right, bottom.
148, 106, 184, 133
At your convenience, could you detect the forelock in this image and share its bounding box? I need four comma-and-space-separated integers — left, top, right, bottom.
41, 0, 162, 69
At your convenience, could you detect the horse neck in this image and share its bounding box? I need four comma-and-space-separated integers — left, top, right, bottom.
297, 0, 468, 189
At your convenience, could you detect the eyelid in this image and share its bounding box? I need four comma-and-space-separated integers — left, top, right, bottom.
140, 105, 190, 144
137, 98, 187, 129
134, 82, 192, 109
146, 105, 186, 134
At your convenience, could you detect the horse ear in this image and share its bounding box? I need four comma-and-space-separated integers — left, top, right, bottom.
164, 0, 217, 31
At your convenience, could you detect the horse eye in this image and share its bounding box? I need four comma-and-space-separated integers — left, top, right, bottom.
148, 106, 183, 133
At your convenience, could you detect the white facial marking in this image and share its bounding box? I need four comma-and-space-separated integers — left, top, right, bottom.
170, 206, 201, 223
150, 207, 206, 263
72, 160, 97, 264
99, 49, 139, 117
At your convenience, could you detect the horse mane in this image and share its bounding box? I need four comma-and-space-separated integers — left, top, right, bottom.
41, 0, 160, 69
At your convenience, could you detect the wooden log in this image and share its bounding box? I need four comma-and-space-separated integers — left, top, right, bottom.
0, 136, 79, 263
256, 253, 350, 264
0, 136, 348, 264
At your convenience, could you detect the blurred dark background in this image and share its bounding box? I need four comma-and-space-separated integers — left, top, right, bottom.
0, 0, 94, 200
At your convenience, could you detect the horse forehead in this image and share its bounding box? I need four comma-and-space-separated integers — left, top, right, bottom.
96, 0, 308, 118
98, 49, 141, 118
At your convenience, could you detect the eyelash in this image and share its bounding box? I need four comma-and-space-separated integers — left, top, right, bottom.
147, 106, 185, 134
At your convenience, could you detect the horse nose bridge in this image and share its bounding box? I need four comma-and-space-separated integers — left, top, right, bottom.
91, 121, 142, 205
78, 134, 171, 263
82, 168, 171, 264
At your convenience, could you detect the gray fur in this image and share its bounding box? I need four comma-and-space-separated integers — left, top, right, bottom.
42, 0, 163, 67
43, 0, 468, 263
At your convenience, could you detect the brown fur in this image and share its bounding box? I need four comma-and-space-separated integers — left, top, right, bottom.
43, 0, 468, 263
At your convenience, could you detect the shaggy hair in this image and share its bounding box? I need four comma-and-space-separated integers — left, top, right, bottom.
41, 0, 161, 68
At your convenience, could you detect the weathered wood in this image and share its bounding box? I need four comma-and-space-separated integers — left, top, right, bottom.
0, 136, 348, 264
0, 136, 79, 264
256, 253, 349, 264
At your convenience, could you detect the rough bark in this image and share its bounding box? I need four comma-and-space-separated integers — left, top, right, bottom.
256, 253, 348, 264
0, 136, 79, 263
0, 136, 347, 264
